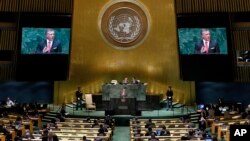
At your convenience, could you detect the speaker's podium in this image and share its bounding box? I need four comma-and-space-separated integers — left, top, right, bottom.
102, 83, 146, 115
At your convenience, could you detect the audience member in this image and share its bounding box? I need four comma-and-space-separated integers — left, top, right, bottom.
0, 122, 11, 140
42, 132, 59, 141
94, 128, 106, 141
134, 128, 143, 136
92, 120, 99, 128
199, 113, 207, 131
132, 77, 139, 84
223, 109, 231, 120
208, 106, 215, 119
145, 127, 157, 136
99, 124, 108, 132
122, 77, 129, 84
23, 112, 30, 121
132, 117, 139, 124
83, 136, 91, 141
160, 126, 170, 136
145, 119, 156, 128
148, 133, 159, 141
6, 97, 15, 107
24, 129, 34, 139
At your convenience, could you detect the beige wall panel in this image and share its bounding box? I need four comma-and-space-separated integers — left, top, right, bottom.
54, 0, 195, 105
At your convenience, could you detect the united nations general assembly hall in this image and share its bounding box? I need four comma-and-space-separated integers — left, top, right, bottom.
1, 0, 250, 141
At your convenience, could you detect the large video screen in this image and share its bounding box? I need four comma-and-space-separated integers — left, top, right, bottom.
178, 28, 228, 55
176, 14, 233, 81
17, 14, 71, 81
21, 28, 70, 54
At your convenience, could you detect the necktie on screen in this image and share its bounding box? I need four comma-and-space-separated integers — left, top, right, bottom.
204, 41, 209, 53
47, 41, 52, 53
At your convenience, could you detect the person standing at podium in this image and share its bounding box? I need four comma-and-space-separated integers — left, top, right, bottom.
120, 87, 127, 103
75, 86, 83, 110
122, 77, 129, 84
132, 77, 139, 84
166, 86, 173, 111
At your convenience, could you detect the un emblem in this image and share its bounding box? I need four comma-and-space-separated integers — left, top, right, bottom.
99, 0, 150, 50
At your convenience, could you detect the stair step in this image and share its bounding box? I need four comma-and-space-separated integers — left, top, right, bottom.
190, 114, 200, 116
47, 111, 59, 113
172, 102, 178, 106
190, 112, 200, 115
191, 121, 199, 123
173, 104, 185, 108
66, 104, 76, 108
46, 113, 58, 116
42, 119, 52, 122
44, 116, 57, 119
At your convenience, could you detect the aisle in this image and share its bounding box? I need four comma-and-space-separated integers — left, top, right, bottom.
112, 126, 130, 141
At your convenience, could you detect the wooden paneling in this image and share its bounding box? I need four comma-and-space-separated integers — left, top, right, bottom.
175, 0, 250, 14
232, 29, 250, 82
0, 0, 19, 12
0, 0, 73, 13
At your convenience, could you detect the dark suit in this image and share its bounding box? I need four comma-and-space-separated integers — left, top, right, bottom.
42, 135, 59, 141
166, 89, 173, 110
194, 40, 220, 54
75, 90, 83, 100
36, 39, 62, 54
75, 90, 83, 110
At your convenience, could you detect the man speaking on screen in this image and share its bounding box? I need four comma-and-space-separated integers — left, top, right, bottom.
36, 28, 62, 54
194, 28, 220, 54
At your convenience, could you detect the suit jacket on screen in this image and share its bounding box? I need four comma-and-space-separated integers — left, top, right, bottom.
194, 40, 220, 54
36, 39, 62, 54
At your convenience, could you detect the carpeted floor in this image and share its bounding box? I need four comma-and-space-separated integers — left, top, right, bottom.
112, 126, 130, 141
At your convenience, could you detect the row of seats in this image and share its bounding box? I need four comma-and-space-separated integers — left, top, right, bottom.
130, 118, 198, 141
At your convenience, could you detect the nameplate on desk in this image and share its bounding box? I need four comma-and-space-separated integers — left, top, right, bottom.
118, 106, 128, 109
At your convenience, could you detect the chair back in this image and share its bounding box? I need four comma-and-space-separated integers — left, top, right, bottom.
85, 94, 93, 104
111, 80, 118, 85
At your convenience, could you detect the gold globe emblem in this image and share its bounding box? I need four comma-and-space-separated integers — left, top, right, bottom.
99, 1, 150, 50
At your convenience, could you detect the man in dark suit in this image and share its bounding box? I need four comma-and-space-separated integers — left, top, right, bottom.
75, 86, 83, 110
166, 86, 173, 111
36, 28, 62, 54
194, 28, 220, 54
42, 132, 59, 141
